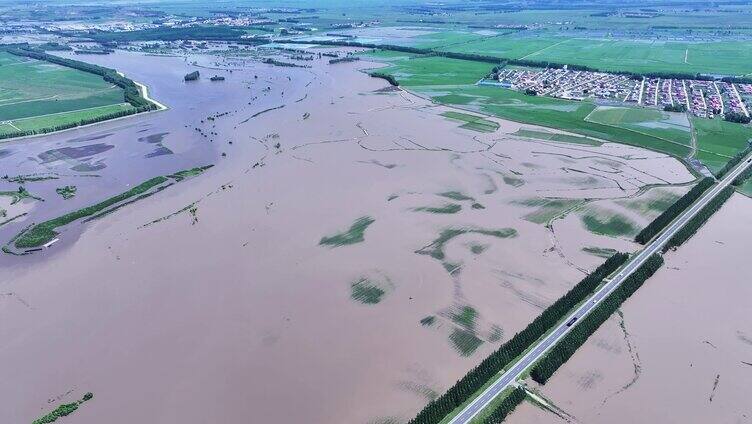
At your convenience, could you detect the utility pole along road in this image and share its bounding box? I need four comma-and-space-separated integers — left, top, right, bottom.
448, 152, 752, 424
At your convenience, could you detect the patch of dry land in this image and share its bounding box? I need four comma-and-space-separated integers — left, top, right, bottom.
0, 48, 696, 424
513, 194, 752, 424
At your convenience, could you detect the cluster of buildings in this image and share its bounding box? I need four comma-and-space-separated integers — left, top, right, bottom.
492, 67, 751, 119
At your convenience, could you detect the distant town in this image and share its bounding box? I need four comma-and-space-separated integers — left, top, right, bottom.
489, 67, 752, 121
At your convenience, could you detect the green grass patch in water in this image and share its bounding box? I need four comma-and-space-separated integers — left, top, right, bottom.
580, 209, 638, 237
320, 216, 375, 247
416, 226, 517, 260
413, 203, 462, 214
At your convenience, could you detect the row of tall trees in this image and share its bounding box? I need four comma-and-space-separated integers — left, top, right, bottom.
480, 387, 526, 424
715, 144, 752, 179
0, 107, 141, 141
407, 253, 628, 424
664, 104, 687, 113
721, 76, 752, 85
634, 177, 714, 244
370, 72, 399, 87
662, 186, 735, 252
530, 254, 665, 385
724, 111, 752, 124
732, 165, 752, 186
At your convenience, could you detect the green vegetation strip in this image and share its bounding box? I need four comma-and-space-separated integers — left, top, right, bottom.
56, 185, 77, 200
413, 203, 462, 214
319, 216, 375, 247
471, 387, 526, 424
12, 165, 212, 249
0, 187, 43, 204
442, 111, 499, 133
14, 176, 167, 248
634, 177, 714, 244
407, 253, 628, 424
662, 186, 735, 252
530, 254, 664, 384
33, 392, 93, 424
369, 72, 399, 86
0, 46, 157, 140
733, 166, 752, 187
716, 144, 752, 179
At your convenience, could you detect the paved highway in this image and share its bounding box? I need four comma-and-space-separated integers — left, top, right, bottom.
449, 152, 752, 424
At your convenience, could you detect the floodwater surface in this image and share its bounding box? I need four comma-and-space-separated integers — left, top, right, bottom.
514, 194, 752, 423
0, 47, 698, 424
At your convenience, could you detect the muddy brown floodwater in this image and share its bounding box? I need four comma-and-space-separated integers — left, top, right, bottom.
513, 194, 752, 424
0, 47, 696, 424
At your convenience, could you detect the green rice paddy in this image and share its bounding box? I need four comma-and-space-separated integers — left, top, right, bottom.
0, 104, 134, 137
692, 118, 752, 174
427, 33, 752, 77
0, 51, 131, 137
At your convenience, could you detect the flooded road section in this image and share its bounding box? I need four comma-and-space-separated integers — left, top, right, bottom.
1, 48, 694, 423
513, 194, 752, 424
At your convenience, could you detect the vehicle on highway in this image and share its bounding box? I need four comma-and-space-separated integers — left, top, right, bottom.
566, 317, 578, 327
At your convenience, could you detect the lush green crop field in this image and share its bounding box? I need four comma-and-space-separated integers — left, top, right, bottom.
738, 180, 752, 197
427, 33, 752, 76
0, 51, 129, 137
0, 103, 134, 136
374, 55, 490, 86
692, 117, 752, 173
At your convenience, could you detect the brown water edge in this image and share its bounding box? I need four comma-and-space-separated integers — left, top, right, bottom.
514, 194, 752, 423
0, 49, 694, 424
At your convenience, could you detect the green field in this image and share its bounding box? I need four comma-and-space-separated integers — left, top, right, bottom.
585, 106, 692, 149
0, 51, 131, 137
419, 32, 752, 77
372, 54, 490, 86
0, 104, 134, 136
368, 53, 752, 159
692, 118, 752, 173
513, 129, 602, 146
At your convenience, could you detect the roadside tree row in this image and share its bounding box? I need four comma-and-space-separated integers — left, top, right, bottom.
634, 177, 714, 244
530, 254, 665, 385
662, 186, 735, 252
407, 253, 628, 424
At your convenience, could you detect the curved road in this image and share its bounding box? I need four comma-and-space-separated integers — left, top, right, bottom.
449, 152, 752, 424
